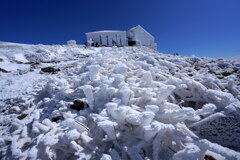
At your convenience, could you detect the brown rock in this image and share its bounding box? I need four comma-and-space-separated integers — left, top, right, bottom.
22, 142, 31, 148
17, 114, 28, 120
41, 67, 60, 73
204, 155, 216, 160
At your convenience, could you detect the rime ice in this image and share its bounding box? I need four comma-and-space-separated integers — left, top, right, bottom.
0, 42, 240, 159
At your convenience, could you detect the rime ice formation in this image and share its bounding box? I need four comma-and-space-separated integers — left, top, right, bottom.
0, 42, 240, 160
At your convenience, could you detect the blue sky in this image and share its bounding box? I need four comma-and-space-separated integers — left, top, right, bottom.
0, 0, 240, 58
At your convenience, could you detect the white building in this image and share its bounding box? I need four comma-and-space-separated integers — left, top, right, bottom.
85, 25, 157, 50
85, 31, 127, 47
127, 25, 157, 50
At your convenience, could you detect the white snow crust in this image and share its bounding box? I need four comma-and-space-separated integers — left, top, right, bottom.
0, 42, 240, 160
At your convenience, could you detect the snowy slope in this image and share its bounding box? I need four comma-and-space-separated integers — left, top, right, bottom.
0, 42, 240, 160
228, 55, 240, 63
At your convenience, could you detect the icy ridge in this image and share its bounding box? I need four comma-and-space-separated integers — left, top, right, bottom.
0, 44, 240, 160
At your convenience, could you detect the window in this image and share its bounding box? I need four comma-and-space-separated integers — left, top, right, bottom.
128, 41, 136, 46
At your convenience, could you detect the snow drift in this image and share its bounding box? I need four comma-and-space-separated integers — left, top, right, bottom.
0, 42, 240, 160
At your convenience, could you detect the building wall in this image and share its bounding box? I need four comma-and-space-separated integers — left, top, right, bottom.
86, 31, 127, 47
85, 26, 157, 50
127, 26, 157, 50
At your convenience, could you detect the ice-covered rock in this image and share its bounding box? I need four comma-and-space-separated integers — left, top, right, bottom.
88, 65, 101, 81
98, 120, 117, 140
1, 44, 240, 160
82, 85, 94, 110
67, 40, 77, 45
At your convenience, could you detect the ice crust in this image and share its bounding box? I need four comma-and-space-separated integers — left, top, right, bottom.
0, 43, 240, 159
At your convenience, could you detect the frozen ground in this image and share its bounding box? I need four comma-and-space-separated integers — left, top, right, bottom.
228, 56, 240, 63
0, 42, 240, 160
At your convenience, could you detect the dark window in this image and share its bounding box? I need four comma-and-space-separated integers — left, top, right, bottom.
128, 41, 136, 46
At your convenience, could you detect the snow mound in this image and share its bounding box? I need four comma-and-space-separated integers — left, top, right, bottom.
0, 44, 240, 160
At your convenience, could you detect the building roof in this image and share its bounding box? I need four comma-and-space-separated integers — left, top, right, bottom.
128, 25, 154, 39
85, 30, 126, 35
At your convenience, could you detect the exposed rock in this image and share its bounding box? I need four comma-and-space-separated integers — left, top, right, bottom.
25, 62, 40, 65
204, 155, 217, 160
41, 67, 60, 73
221, 72, 232, 77
70, 100, 88, 111
0, 68, 10, 73
22, 142, 31, 148
51, 116, 64, 122
17, 114, 28, 120
14, 60, 24, 64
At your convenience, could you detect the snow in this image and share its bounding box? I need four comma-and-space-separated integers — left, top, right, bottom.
228, 55, 240, 63
0, 42, 240, 159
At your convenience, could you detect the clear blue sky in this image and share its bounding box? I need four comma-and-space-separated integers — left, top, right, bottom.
1, 0, 240, 58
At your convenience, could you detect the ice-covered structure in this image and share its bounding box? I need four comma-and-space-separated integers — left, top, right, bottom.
127, 25, 157, 50
86, 31, 127, 47
85, 25, 157, 50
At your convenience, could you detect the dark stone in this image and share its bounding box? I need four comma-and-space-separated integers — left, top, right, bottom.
51, 116, 64, 122
25, 62, 40, 65
0, 58, 3, 62
14, 60, 24, 64
70, 100, 88, 111
22, 142, 31, 148
221, 72, 232, 77
41, 67, 60, 73
0, 68, 10, 73
17, 114, 28, 120
204, 155, 216, 160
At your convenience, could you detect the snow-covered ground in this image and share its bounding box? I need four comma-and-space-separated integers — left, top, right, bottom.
228, 55, 240, 63
0, 42, 240, 160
